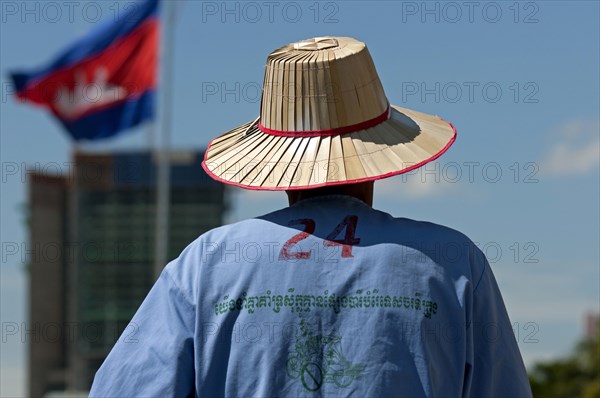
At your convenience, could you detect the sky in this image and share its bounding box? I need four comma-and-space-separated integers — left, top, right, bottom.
1, 0, 599, 396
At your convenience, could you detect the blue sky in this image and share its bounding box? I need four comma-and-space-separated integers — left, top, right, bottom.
1, 1, 599, 396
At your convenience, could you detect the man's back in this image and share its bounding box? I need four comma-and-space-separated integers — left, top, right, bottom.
90, 195, 531, 397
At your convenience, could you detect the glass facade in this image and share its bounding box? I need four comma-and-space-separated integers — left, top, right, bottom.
29, 151, 227, 395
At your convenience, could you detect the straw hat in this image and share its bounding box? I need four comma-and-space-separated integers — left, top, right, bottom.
202, 36, 456, 190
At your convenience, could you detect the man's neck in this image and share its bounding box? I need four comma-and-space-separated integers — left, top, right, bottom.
286, 181, 374, 207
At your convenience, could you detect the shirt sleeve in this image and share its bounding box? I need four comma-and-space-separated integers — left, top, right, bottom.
465, 248, 532, 398
89, 266, 196, 398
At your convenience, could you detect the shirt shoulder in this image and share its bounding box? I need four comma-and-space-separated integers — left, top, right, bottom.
161, 217, 281, 296
164, 198, 488, 304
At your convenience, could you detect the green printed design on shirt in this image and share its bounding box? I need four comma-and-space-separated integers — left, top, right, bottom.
214, 288, 438, 319
286, 319, 365, 392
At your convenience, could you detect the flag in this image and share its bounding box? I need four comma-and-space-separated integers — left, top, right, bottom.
9, 0, 159, 141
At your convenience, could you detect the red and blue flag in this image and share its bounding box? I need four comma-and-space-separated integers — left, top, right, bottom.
10, 0, 159, 141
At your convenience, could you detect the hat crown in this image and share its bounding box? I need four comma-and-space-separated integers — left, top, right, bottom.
293, 37, 339, 50
260, 36, 389, 132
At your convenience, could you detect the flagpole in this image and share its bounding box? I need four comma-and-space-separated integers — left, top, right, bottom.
153, 0, 175, 278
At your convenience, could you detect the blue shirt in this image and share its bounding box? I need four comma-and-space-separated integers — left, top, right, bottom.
90, 195, 532, 397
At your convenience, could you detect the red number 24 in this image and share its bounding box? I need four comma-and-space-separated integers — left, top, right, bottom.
279, 215, 360, 260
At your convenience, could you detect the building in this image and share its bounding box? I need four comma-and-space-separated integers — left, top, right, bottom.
28, 174, 69, 396
28, 150, 227, 397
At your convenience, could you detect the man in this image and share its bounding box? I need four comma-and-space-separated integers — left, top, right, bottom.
90, 37, 532, 397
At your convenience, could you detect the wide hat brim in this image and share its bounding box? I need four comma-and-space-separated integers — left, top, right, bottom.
201, 104, 456, 191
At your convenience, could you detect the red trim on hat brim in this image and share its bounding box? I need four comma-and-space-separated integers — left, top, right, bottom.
201, 119, 457, 191
257, 106, 391, 137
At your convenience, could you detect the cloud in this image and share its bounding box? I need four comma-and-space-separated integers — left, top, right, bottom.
540, 119, 600, 176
